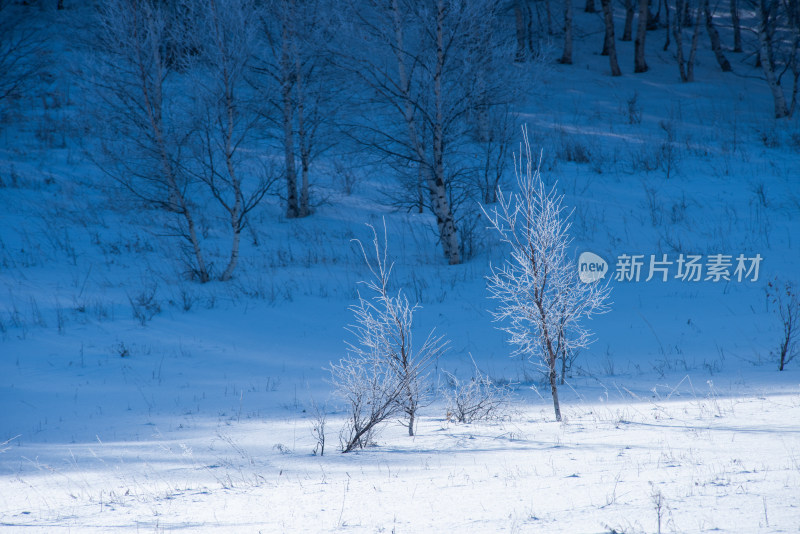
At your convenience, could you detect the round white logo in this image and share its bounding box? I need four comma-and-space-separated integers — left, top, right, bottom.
578, 251, 608, 283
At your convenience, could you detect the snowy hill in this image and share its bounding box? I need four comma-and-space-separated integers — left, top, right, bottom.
1, 0, 799, 532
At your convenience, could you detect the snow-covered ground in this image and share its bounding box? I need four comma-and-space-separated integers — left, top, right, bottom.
1, 3, 799, 533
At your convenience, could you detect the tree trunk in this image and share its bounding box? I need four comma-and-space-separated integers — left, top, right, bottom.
560, 0, 573, 64
648, 1, 660, 28
601, 0, 611, 55
585, 0, 596, 12
417, 164, 424, 213
405, 378, 417, 436
220, 217, 241, 281
538, 304, 563, 421
391, 0, 460, 264
139, 52, 209, 282
756, 0, 790, 117
730, 0, 742, 52
674, 0, 688, 80
281, 25, 299, 218
687, 6, 702, 81
601, 0, 622, 75
704, 0, 732, 72
663, 0, 671, 50
779, 336, 788, 370
295, 45, 311, 218
634, 0, 649, 72
549, 354, 562, 421
514, 0, 527, 61
623, 0, 634, 41
546, 0, 553, 35
433, 0, 461, 264
220, 111, 244, 281
526, 1, 535, 55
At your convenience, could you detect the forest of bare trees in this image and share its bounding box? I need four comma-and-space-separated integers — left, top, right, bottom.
1, 0, 798, 271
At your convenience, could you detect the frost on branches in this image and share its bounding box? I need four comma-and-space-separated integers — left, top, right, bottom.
330, 223, 447, 452
483, 127, 611, 422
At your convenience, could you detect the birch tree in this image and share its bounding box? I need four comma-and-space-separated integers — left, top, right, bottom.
483, 128, 611, 422
600, 0, 622, 76
339, 0, 521, 265
753, 0, 799, 118
513, 0, 536, 61
623, 0, 634, 41
560, 0, 574, 64
186, 0, 273, 281
730, 0, 742, 52
672, 0, 702, 82
87, 0, 210, 281
703, 0, 732, 72
634, 0, 650, 72
255, 0, 336, 218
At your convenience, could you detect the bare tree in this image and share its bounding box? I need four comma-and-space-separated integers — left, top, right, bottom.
623, 0, 635, 41
730, 0, 742, 52
483, 128, 611, 422
332, 223, 447, 450
753, 0, 799, 118
338, 0, 522, 265
560, 0, 574, 64
673, 0, 702, 82
514, 0, 536, 61
703, 0, 732, 72
687, 3, 703, 80
634, 0, 650, 72
254, 0, 336, 219
766, 279, 799, 371
87, 0, 210, 281
0, 1, 48, 110
471, 105, 516, 204
187, 0, 273, 281
186, 0, 274, 281
309, 400, 327, 456
601, 0, 622, 76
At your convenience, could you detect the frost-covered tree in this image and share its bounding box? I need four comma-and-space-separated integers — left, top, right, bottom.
331, 223, 447, 451
483, 128, 611, 422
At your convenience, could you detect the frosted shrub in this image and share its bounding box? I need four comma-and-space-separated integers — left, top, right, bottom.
443, 363, 512, 424
330, 222, 447, 452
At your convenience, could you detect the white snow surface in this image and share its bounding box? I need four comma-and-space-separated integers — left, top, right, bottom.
1, 3, 800, 533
